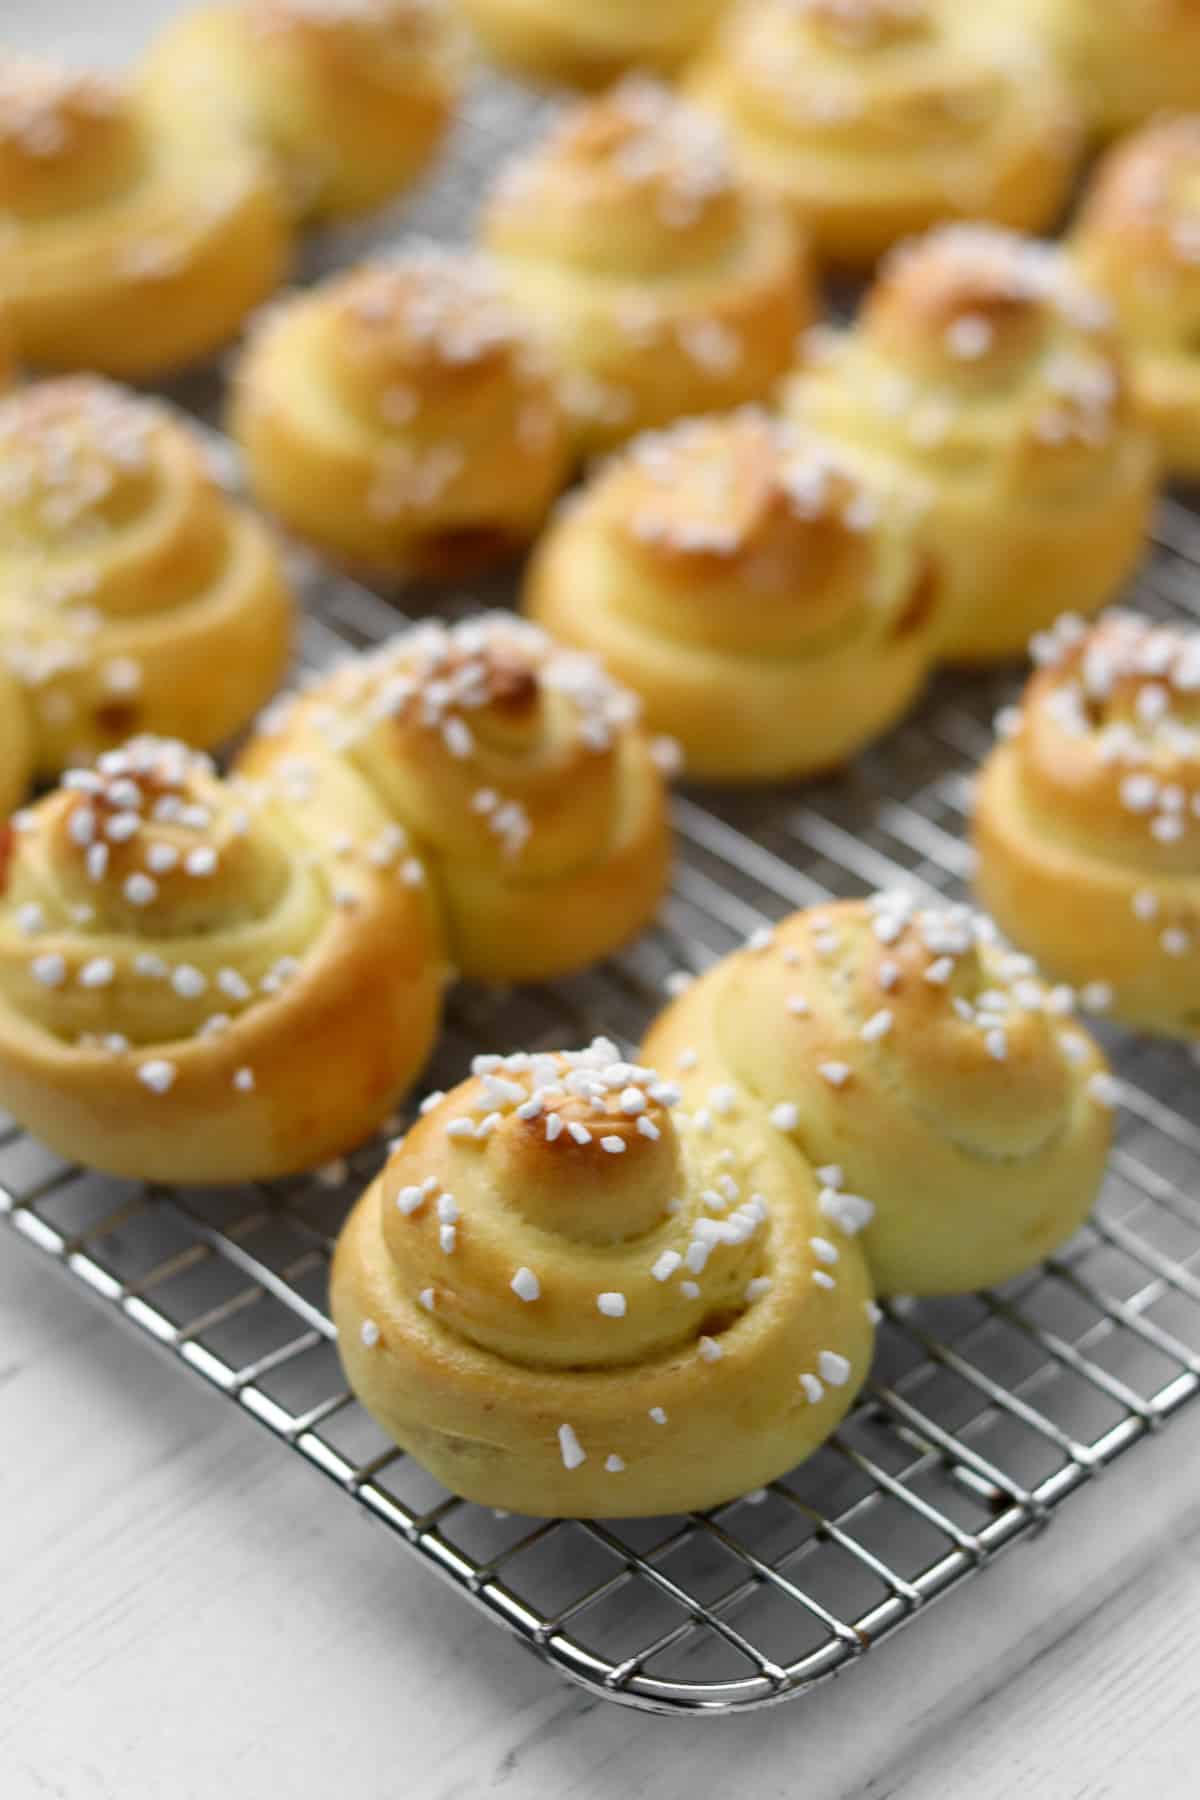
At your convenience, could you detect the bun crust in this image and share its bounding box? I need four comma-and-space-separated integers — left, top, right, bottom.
1022, 0, 1200, 138
0, 671, 34, 820
457, 0, 726, 87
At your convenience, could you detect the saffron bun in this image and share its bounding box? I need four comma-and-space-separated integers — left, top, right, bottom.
0, 669, 34, 820
331, 1037, 875, 1517
523, 411, 938, 782
480, 78, 814, 456
974, 611, 1200, 1039
229, 249, 571, 579
455, 0, 727, 88
0, 378, 294, 782
642, 894, 1114, 1297
1073, 117, 1200, 479
0, 737, 445, 1184
0, 53, 289, 379
236, 614, 673, 984
140, 0, 465, 224
786, 225, 1157, 664
685, 0, 1081, 268
1019, 0, 1200, 139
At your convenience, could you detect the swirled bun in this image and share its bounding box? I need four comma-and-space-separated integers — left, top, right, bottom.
0, 669, 34, 819
786, 225, 1157, 663
1073, 118, 1200, 479
0, 54, 289, 378
974, 611, 1200, 1038
1020, 0, 1200, 139
524, 411, 938, 782
0, 737, 445, 1183
456, 0, 726, 88
686, 0, 1080, 267
332, 1037, 875, 1516
237, 614, 672, 983
0, 379, 294, 779
643, 895, 1113, 1297
140, 0, 465, 223
481, 79, 813, 455
229, 249, 570, 578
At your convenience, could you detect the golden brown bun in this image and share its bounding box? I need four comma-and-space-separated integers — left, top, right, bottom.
236, 614, 672, 983
0, 304, 15, 391
524, 410, 938, 782
686, 0, 1081, 268
1020, 0, 1200, 139
0, 668, 34, 819
140, 0, 465, 224
332, 1037, 875, 1516
1073, 117, 1200, 478
974, 611, 1200, 1038
786, 225, 1157, 663
481, 79, 814, 456
0, 378, 294, 779
643, 896, 1113, 1297
457, 0, 726, 87
229, 250, 571, 579
0, 54, 289, 378
0, 737, 445, 1183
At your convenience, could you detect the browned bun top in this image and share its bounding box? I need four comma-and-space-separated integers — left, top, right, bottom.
0, 56, 139, 220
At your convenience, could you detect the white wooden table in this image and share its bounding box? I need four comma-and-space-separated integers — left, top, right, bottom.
5, 6, 1200, 1794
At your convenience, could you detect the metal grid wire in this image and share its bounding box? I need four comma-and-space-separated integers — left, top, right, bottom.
4, 501, 1200, 1715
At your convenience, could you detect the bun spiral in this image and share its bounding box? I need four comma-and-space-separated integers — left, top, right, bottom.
787, 224, 1157, 663
686, 0, 1080, 267
642, 894, 1113, 1296
0, 378, 294, 784
481, 79, 812, 457
237, 614, 672, 984
524, 410, 938, 781
1074, 117, 1200, 479
230, 248, 570, 578
974, 611, 1200, 1039
1019, 0, 1200, 139
0, 737, 444, 1183
332, 1037, 875, 1516
140, 0, 465, 224
0, 54, 288, 378
456, 0, 726, 88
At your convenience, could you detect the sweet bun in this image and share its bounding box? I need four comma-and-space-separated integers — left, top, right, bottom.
686, 0, 1080, 267
229, 249, 570, 579
0, 378, 294, 781
140, 0, 465, 224
1073, 117, 1200, 479
524, 410, 938, 782
974, 611, 1200, 1039
1020, 0, 1200, 139
0, 53, 289, 378
0, 669, 34, 820
787, 225, 1157, 663
332, 1037, 875, 1516
481, 78, 813, 455
236, 614, 672, 984
456, 0, 727, 88
643, 894, 1114, 1297
0, 736, 445, 1183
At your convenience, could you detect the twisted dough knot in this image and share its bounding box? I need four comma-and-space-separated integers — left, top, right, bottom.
643, 895, 1113, 1294
238, 613, 672, 983
792, 0, 933, 51
0, 60, 134, 219
0, 377, 293, 782
332, 1038, 875, 1516
0, 736, 444, 1182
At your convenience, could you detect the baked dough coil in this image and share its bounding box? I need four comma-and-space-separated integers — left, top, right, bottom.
974, 611, 1200, 1039
237, 613, 672, 984
523, 410, 938, 782
0, 667, 34, 821
685, 0, 1081, 268
455, 0, 727, 88
0, 54, 289, 378
1018, 0, 1200, 139
0, 378, 294, 787
481, 78, 813, 456
1073, 117, 1200, 479
786, 224, 1157, 663
229, 249, 571, 578
140, 0, 466, 224
642, 894, 1114, 1296
332, 1037, 875, 1516
0, 736, 444, 1183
